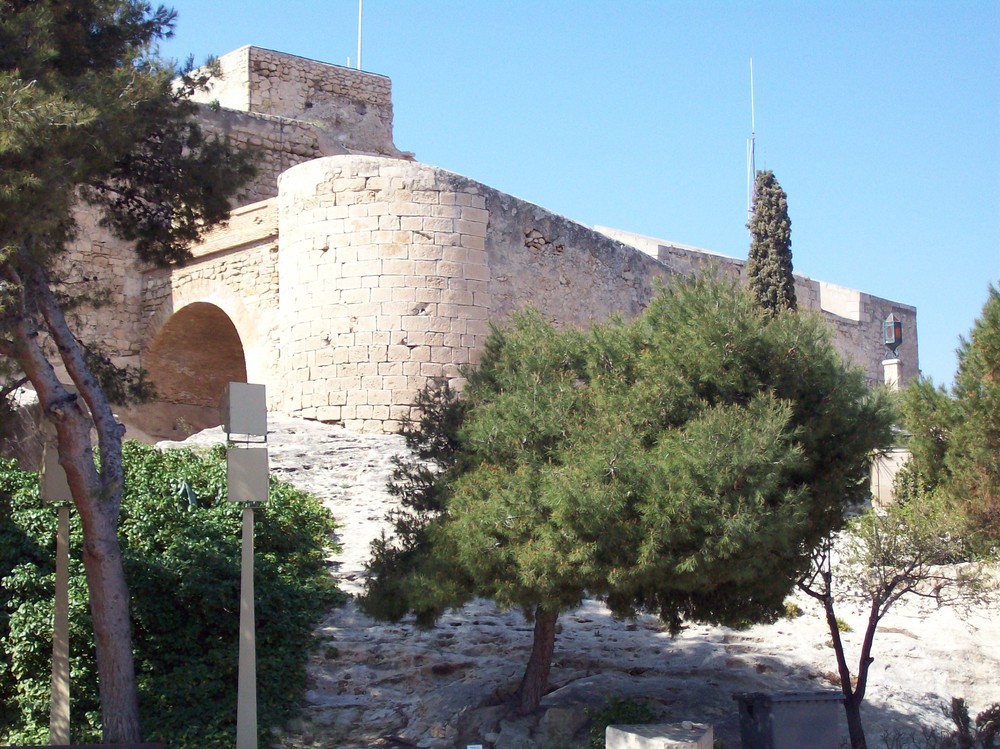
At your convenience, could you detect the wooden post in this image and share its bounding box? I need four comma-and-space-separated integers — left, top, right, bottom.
50, 505, 70, 744
236, 506, 257, 749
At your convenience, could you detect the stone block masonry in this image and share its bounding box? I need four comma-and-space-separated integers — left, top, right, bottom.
51, 47, 919, 439
192, 46, 405, 203
275, 155, 683, 432
277, 157, 494, 432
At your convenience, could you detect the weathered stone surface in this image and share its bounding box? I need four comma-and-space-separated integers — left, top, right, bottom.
157, 416, 1000, 749
606, 722, 713, 749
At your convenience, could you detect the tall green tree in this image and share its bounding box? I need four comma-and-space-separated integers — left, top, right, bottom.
362, 275, 894, 715
0, 1, 254, 740
747, 169, 796, 317
901, 284, 1000, 549
946, 284, 1000, 540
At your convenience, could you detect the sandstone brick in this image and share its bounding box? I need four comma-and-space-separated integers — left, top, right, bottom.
315, 405, 341, 421
408, 345, 430, 362
456, 219, 487, 236
421, 217, 454, 233
431, 205, 462, 219
461, 206, 489, 223
456, 193, 486, 209
409, 244, 444, 261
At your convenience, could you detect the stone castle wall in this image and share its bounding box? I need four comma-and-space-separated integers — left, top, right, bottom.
53, 47, 919, 438
276, 158, 492, 431
598, 228, 919, 386
190, 46, 403, 201
274, 156, 677, 432
61, 46, 404, 371
52, 209, 145, 372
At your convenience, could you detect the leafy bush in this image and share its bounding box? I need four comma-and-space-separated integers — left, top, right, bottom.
0, 441, 343, 747
585, 695, 658, 748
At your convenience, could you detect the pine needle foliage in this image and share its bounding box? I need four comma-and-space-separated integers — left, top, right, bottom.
0, 3, 256, 737
362, 275, 895, 713
901, 284, 1000, 551
747, 169, 796, 317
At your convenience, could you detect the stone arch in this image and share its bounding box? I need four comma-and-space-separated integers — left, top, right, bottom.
132, 277, 268, 439
145, 302, 247, 408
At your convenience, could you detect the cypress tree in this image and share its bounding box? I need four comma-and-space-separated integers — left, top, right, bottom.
747, 169, 796, 317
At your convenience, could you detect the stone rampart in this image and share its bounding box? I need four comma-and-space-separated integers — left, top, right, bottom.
191, 46, 392, 121
273, 155, 680, 432
53, 209, 145, 370
276, 156, 493, 431
131, 202, 281, 437
190, 47, 402, 199
45, 47, 919, 439
598, 227, 919, 386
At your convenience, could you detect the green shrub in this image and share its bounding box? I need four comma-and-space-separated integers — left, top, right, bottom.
783, 601, 803, 619
585, 695, 658, 749
0, 441, 343, 747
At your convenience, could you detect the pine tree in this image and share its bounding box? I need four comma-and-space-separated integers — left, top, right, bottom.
901, 284, 1000, 549
948, 285, 1000, 539
362, 275, 894, 715
747, 169, 796, 317
0, 2, 254, 739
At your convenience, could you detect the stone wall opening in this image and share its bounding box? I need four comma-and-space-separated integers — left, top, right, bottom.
129, 302, 248, 440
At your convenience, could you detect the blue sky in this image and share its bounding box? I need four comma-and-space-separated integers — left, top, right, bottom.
158, 1, 999, 388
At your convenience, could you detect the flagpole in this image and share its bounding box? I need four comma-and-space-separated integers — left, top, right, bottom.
357, 0, 363, 70
747, 57, 757, 228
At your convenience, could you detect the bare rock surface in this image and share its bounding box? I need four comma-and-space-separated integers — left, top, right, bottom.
161, 416, 999, 749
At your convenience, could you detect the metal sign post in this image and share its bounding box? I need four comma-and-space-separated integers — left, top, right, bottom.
222, 383, 268, 749
41, 443, 72, 745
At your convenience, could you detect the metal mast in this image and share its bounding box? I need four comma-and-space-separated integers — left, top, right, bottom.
357, 0, 363, 70
747, 57, 757, 227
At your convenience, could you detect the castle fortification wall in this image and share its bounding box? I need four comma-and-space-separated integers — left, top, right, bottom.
191, 46, 403, 201
48, 47, 919, 440
53, 209, 145, 370
275, 155, 677, 432
598, 227, 919, 386
276, 157, 492, 432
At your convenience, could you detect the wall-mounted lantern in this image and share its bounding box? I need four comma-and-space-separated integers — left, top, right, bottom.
222, 382, 268, 749
883, 313, 903, 358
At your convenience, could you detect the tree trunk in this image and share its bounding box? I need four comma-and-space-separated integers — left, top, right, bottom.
83, 502, 141, 743
844, 694, 867, 749
822, 595, 866, 749
515, 606, 558, 715
8, 259, 143, 742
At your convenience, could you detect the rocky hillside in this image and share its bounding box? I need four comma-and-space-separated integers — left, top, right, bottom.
162, 416, 999, 749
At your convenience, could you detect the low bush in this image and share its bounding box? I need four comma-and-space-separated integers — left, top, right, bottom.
0, 441, 343, 747
585, 695, 658, 749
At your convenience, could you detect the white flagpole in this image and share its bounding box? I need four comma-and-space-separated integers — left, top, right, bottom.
357, 0, 363, 70
747, 57, 757, 227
